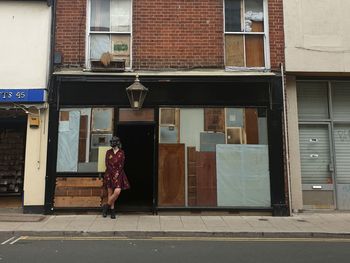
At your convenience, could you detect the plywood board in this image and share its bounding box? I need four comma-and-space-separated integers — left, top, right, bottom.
200, 132, 225, 152
160, 108, 176, 125
55, 187, 102, 197
54, 196, 101, 207
204, 108, 225, 133
227, 127, 243, 144
158, 144, 185, 206
245, 35, 264, 67
119, 108, 154, 122
225, 35, 244, 67
187, 147, 197, 206
56, 177, 103, 187
251, 21, 264, 32
78, 115, 88, 162
98, 146, 111, 172
196, 152, 217, 206
245, 108, 259, 144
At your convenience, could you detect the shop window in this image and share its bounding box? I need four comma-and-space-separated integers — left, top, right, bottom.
157, 107, 270, 208
224, 0, 266, 68
56, 108, 114, 173
89, 0, 131, 69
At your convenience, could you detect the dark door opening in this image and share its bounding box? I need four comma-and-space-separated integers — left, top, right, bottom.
0, 114, 27, 210
116, 124, 155, 211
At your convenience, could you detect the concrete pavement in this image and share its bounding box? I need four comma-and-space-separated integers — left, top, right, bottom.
1, 212, 350, 238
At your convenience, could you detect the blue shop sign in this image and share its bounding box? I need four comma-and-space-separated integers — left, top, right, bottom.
0, 89, 46, 103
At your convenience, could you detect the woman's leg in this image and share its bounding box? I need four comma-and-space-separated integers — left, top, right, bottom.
108, 188, 121, 209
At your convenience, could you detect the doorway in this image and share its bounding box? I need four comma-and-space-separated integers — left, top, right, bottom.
115, 123, 155, 211
0, 112, 27, 211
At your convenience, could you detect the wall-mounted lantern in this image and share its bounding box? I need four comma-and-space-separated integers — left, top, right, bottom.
126, 74, 148, 109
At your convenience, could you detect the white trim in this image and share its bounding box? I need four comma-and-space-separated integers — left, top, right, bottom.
263, 0, 270, 69
223, 0, 269, 70
85, 0, 90, 69
86, 0, 132, 70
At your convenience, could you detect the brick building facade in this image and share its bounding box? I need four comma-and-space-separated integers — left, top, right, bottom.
46, 0, 288, 216
55, 0, 284, 70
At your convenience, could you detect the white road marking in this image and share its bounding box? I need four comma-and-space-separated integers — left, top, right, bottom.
1, 236, 16, 245
9, 236, 24, 245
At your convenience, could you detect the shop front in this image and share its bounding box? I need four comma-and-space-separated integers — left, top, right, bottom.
45, 72, 287, 216
0, 88, 47, 212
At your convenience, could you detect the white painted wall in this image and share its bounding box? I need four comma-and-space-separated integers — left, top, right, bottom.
0, 1, 51, 208
283, 0, 350, 72
23, 108, 49, 206
0, 1, 51, 89
285, 76, 303, 212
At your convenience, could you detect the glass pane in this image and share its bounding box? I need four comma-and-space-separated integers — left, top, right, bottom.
92, 108, 114, 131
297, 82, 329, 119
57, 111, 80, 172
225, 0, 242, 32
111, 35, 130, 67
90, 0, 110, 31
245, 35, 264, 67
245, 0, 264, 32
90, 35, 110, 60
111, 0, 131, 32
332, 82, 350, 120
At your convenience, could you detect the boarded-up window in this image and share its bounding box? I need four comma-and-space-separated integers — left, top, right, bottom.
224, 0, 265, 68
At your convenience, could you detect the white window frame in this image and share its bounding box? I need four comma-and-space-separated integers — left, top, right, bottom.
223, 0, 270, 70
86, 0, 133, 70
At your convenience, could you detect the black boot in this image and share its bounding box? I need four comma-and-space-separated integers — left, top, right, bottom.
102, 204, 109, 218
110, 208, 116, 219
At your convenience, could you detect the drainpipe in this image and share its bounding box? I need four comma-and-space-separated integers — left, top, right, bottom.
280, 63, 292, 216
43, 0, 57, 214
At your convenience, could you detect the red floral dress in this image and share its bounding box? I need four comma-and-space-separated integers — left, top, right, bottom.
104, 149, 130, 190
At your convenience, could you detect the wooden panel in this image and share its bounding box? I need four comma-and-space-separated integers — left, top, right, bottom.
54, 187, 102, 197
245, 35, 264, 67
204, 108, 225, 133
56, 177, 103, 187
160, 108, 175, 125
158, 144, 185, 206
251, 21, 264, 32
227, 127, 243, 144
225, 35, 244, 67
78, 115, 88, 162
60, 111, 69, 121
54, 196, 101, 207
187, 147, 197, 206
119, 108, 154, 122
196, 152, 217, 206
245, 108, 259, 144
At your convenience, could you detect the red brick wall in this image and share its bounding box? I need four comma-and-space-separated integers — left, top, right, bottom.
55, 0, 284, 71
55, 0, 86, 67
268, 0, 285, 71
133, 0, 224, 70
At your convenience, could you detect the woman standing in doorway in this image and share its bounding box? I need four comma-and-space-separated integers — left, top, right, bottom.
102, 136, 130, 219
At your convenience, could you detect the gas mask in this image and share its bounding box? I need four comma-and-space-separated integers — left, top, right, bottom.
110, 136, 121, 148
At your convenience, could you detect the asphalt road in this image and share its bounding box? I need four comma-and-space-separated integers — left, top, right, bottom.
1, 236, 350, 263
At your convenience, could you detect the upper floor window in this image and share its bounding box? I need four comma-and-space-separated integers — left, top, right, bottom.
88, 0, 131, 69
224, 0, 267, 69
